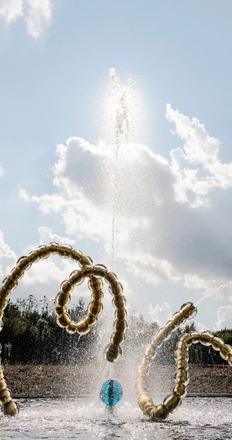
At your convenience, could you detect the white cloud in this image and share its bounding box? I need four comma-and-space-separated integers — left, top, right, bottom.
0, 0, 23, 25
25, 0, 52, 39
22, 226, 77, 290
125, 252, 180, 286
216, 306, 232, 330
19, 104, 232, 305
0, 0, 52, 38
167, 104, 232, 207
37, 226, 75, 245
148, 302, 172, 326
0, 164, 4, 176
0, 230, 16, 278
166, 103, 220, 165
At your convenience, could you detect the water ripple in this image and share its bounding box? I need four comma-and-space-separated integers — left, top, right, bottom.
0, 397, 232, 440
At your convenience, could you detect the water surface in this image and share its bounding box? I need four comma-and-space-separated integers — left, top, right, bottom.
1, 397, 231, 440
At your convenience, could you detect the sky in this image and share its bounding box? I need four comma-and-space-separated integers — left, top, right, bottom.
0, 0, 232, 330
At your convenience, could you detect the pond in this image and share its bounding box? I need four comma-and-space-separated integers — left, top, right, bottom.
0, 397, 232, 440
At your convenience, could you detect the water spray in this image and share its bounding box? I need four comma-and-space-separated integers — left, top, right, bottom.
0, 242, 231, 420
107, 68, 137, 269
137, 303, 232, 420
0, 243, 126, 416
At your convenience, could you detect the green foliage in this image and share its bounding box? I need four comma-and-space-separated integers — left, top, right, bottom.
183, 324, 232, 365
1, 295, 232, 366
0, 295, 98, 364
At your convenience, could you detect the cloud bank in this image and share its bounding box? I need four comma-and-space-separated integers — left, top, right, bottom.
148, 302, 172, 327
217, 306, 232, 330
0, 230, 16, 278
0, 164, 4, 176
1, 103, 231, 328
0, 0, 52, 38
20, 104, 232, 304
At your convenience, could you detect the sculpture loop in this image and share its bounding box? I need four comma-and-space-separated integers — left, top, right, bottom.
0, 243, 127, 416
55, 265, 127, 361
1, 242, 231, 420
137, 303, 232, 421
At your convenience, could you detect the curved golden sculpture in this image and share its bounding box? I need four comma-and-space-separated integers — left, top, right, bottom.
0, 243, 127, 416
0, 242, 231, 420
137, 303, 232, 421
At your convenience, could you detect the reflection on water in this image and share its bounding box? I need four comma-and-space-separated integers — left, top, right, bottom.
0, 397, 232, 440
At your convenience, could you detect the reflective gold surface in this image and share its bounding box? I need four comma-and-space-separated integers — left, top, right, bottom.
137, 303, 232, 421
0, 243, 127, 415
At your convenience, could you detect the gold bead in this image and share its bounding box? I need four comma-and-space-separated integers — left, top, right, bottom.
179, 333, 193, 346
56, 292, 69, 308
163, 392, 181, 412
227, 352, 232, 366
88, 301, 103, 317
138, 393, 151, 408
16, 256, 29, 269
0, 388, 11, 404
105, 343, 120, 362
3, 400, 19, 416
76, 320, 90, 335
172, 312, 184, 325
60, 280, 72, 294
176, 358, 189, 370
66, 322, 77, 334
200, 332, 213, 346
80, 265, 93, 277
0, 379, 7, 392
0, 297, 9, 310
190, 332, 201, 344
57, 313, 71, 327
173, 382, 186, 397
55, 305, 64, 316
105, 272, 118, 286
92, 264, 107, 277
175, 341, 188, 359
220, 343, 232, 361
175, 368, 189, 385
150, 404, 169, 420
211, 336, 224, 351
143, 404, 154, 416
159, 325, 172, 340
86, 313, 97, 326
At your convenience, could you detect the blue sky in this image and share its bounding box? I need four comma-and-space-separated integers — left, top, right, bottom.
0, 0, 232, 329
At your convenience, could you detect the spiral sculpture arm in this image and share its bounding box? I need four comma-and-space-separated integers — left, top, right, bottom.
1, 242, 231, 421
0, 243, 127, 416
137, 303, 232, 421
137, 302, 196, 420
55, 265, 127, 361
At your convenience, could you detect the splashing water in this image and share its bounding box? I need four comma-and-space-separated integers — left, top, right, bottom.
2, 397, 232, 439
105, 68, 140, 268
195, 292, 216, 307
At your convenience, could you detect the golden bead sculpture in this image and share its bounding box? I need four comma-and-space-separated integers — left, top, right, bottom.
1, 242, 232, 420
0, 243, 127, 416
137, 303, 232, 421
55, 264, 127, 361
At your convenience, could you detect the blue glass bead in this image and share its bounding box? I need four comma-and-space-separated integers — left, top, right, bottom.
100, 379, 123, 406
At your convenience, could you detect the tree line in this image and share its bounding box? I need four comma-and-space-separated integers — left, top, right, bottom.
0, 295, 98, 364
0, 295, 231, 365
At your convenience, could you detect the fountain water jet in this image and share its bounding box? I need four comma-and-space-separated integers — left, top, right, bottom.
0, 72, 232, 426
105, 68, 141, 269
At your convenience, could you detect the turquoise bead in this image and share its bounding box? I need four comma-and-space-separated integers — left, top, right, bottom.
100, 379, 123, 406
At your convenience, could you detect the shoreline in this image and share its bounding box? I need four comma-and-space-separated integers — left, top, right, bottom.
2, 363, 232, 399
